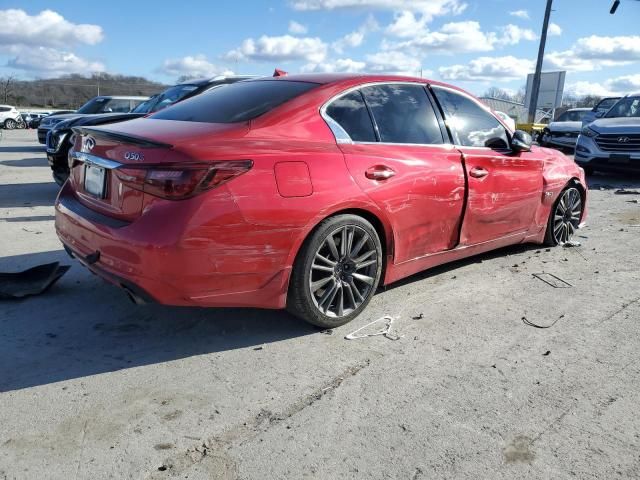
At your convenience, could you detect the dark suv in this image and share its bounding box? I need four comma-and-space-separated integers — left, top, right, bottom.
46, 76, 255, 185
37, 96, 148, 144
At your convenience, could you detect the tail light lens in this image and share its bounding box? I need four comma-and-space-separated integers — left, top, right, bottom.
114, 160, 252, 200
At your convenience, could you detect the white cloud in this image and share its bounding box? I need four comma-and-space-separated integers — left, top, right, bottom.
302, 57, 367, 73
386, 21, 498, 54
546, 35, 640, 72
159, 55, 232, 79
439, 56, 534, 81
548, 23, 562, 36
226, 35, 327, 63
332, 15, 378, 53
303, 51, 425, 76
288, 20, 308, 34
509, 9, 529, 19
6, 45, 105, 77
291, 0, 467, 21
567, 74, 640, 97
499, 24, 536, 45
385, 11, 428, 38
0, 9, 103, 48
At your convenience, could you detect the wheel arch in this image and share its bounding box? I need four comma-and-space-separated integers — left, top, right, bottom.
284, 206, 394, 290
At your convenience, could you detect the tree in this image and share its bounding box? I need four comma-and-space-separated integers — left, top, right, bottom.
0, 75, 15, 104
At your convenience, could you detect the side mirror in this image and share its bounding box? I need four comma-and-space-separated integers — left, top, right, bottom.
512, 130, 532, 152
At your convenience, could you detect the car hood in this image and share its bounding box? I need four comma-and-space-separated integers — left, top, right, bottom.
589, 117, 640, 134
547, 121, 582, 133
51, 113, 146, 133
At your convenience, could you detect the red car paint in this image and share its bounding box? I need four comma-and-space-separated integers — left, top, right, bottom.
55, 74, 587, 309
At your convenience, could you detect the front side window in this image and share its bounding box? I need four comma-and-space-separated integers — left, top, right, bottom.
605, 96, 640, 118
151, 80, 318, 123
104, 99, 134, 113
596, 97, 619, 112
433, 87, 509, 149
324, 91, 376, 142
361, 84, 444, 145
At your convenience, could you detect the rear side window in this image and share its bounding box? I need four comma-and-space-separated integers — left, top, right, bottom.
325, 91, 376, 142
433, 87, 509, 149
361, 84, 444, 144
0, 107, 9, 112
151, 80, 318, 123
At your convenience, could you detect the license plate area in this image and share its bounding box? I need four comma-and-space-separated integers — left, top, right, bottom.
610, 154, 631, 164
84, 164, 107, 198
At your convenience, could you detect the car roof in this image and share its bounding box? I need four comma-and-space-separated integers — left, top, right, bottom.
0, 104, 16, 108
93, 96, 149, 100
178, 75, 258, 87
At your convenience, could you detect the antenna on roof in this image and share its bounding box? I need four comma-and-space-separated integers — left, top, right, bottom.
273, 69, 288, 77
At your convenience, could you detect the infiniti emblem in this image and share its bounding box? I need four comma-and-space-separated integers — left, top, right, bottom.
618, 136, 630, 143
81, 136, 96, 153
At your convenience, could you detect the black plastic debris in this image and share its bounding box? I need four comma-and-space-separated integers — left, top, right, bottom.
0, 262, 69, 300
614, 188, 640, 195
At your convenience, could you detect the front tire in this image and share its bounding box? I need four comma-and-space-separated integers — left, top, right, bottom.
287, 214, 383, 328
544, 186, 583, 246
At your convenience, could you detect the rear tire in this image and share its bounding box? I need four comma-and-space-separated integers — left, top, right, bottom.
544, 186, 583, 246
287, 214, 383, 328
4, 119, 16, 130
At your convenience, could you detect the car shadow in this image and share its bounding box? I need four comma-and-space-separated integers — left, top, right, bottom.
587, 171, 640, 190
0, 157, 49, 167
0, 182, 59, 208
0, 250, 317, 392
0, 145, 46, 153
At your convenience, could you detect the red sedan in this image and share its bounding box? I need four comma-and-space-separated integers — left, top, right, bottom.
55, 74, 587, 328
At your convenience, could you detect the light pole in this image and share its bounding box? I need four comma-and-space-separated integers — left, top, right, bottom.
527, 0, 553, 124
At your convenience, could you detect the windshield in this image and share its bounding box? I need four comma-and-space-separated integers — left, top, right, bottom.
150, 84, 200, 113
77, 98, 135, 114
606, 96, 640, 118
132, 96, 157, 114
151, 80, 319, 124
596, 97, 619, 111
557, 110, 588, 122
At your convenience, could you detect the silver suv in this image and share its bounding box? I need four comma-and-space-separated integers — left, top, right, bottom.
575, 93, 640, 174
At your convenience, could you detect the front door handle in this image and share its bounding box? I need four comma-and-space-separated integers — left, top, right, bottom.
469, 167, 489, 178
365, 165, 396, 180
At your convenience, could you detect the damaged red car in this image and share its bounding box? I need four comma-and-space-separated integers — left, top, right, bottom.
55, 74, 587, 328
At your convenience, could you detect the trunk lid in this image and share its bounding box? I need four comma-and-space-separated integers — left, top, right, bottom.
69, 118, 249, 221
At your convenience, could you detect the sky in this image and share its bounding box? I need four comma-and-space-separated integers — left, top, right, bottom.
1, 0, 639, 96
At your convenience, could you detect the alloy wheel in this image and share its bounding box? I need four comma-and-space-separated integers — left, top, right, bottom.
4, 119, 16, 130
552, 187, 582, 245
308, 224, 379, 318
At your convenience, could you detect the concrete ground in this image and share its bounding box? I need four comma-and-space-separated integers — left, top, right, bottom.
1, 129, 639, 479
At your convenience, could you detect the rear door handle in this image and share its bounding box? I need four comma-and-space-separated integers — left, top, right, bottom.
365, 165, 396, 180
469, 167, 489, 178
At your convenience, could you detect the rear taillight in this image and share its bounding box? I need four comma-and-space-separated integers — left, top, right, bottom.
114, 160, 253, 200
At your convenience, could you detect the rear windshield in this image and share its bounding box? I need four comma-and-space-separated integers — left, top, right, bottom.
150, 80, 318, 123
557, 110, 588, 122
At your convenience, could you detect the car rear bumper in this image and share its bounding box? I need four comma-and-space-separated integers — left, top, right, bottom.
54, 182, 291, 309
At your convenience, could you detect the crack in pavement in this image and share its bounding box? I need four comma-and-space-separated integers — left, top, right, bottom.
147, 358, 373, 479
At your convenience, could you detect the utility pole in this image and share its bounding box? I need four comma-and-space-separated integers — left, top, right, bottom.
527, 0, 553, 124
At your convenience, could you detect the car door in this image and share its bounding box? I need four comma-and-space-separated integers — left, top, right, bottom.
432, 86, 544, 246
323, 83, 466, 264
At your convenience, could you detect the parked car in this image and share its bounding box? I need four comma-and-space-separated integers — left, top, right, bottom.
55, 74, 587, 328
0, 105, 23, 129
37, 96, 148, 144
22, 112, 49, 128
540, 108, 591, 150
46, 76, 254, 185
581, 97, 621, 127
576, 93, 640, 174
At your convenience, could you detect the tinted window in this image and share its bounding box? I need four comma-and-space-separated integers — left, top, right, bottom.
325, 91, 376, 142
151, 80, 318, 123
361, 84, 443, 144
557, 110, 588, 122
433, 87, 509, 149
0, 107, 9, 112
105, 99, 134, 113
605, 96, 640, 118
596, 97, 619, 111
